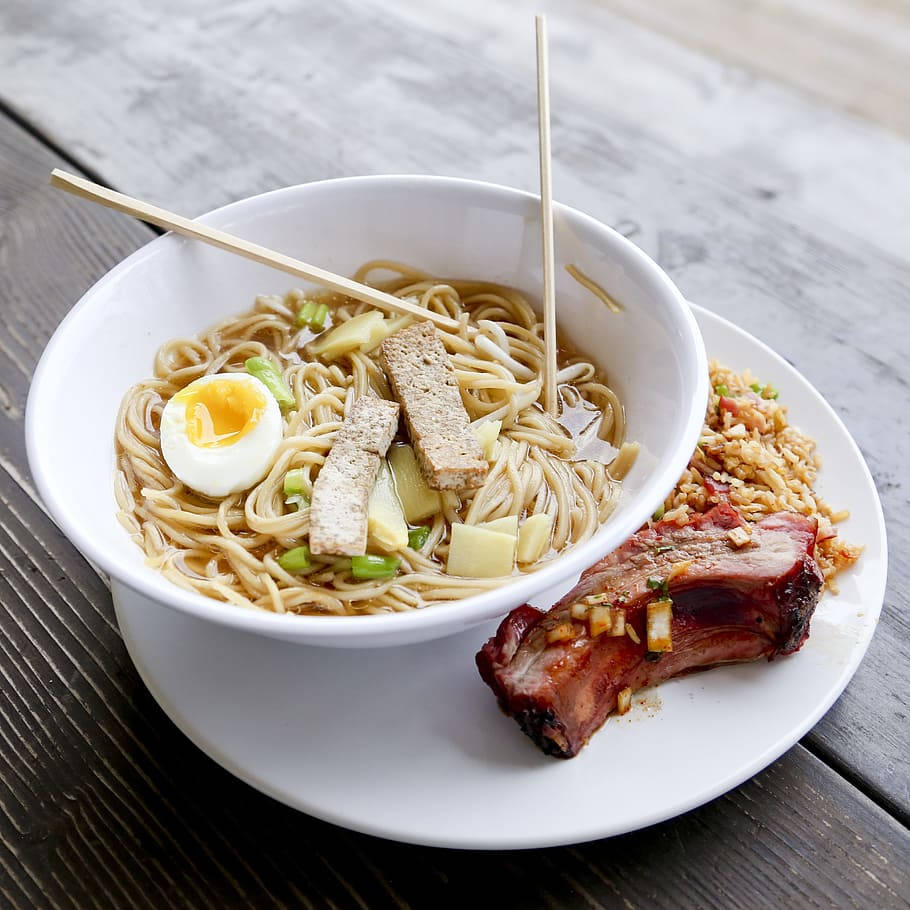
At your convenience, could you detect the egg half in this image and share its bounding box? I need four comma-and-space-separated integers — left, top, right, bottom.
159, 373, 283, 497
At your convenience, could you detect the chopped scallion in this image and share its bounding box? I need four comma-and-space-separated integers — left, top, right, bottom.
407, 526, 431, 551
748, 379, 780, 400
351, 554, 400, 580
646, 576, 670, 596
652, 503, 665, 521
654, 544, 674, 554
295, 300, 330, 332
245, 356, 295, 410
283, 468, 307, 496
284, 493, 309, 511
714, 384, 729, 397
310, 303, 329, 331
295, 301, 318, 327
277, 545, 311, 572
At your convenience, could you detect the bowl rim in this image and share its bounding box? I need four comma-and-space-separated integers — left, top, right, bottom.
26, 174, 708, 640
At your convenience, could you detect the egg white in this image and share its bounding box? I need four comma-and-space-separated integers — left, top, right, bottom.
159, 373, 283, 497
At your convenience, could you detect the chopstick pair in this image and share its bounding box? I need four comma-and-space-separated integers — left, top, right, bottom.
50, 15, 561, 410
49, 168, 460, 331
535, 14, 559, 417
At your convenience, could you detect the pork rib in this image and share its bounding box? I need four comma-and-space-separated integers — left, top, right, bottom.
476, 504, 823, 758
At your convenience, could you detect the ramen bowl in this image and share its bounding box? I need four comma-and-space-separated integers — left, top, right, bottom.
26, 176, 707, 648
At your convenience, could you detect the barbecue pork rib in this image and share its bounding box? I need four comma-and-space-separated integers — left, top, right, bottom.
476, 504, 823, 758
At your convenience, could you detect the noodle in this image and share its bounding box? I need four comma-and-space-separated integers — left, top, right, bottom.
566, 263, 623, 313
115, 261, 635, 615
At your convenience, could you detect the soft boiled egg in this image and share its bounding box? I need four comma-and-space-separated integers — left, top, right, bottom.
159, 373, 283, 497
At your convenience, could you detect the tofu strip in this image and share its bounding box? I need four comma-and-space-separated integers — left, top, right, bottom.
380, 322, 488, 490
309, 396, 400, 556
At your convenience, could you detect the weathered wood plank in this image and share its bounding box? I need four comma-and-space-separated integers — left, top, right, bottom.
0, 398, 908, 910
602, 0, 910, 136
0, 115, 906, 908
0, 0, 907, 263
0, 9, 909, 909
0, 458, 908, 910
0, 0, 907, 820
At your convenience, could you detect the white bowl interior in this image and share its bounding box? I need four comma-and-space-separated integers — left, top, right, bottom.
27, 176, 706, 646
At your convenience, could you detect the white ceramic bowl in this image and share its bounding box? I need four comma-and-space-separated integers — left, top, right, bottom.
26, 176, 707, 648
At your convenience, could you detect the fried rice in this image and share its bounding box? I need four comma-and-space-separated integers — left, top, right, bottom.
656, 361, 862, 592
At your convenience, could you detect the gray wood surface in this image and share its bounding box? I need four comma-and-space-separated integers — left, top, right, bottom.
1, 0, 909, 261
0, 116, 907, 910
0, 0, 908, 905
602, 0, 910, 135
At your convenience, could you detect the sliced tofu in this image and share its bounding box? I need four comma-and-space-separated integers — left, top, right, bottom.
381, 322, 488, 491
309, 396, 400, 556
446, 523, 516, 578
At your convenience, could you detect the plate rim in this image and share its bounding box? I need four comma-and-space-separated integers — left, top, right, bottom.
113, 303, 888, 849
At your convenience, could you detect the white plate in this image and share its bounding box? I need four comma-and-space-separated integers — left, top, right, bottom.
114, 306, 887, 849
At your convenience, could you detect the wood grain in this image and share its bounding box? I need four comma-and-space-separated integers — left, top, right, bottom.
0, 0, 907, 263
0, 0, 907, 821
0, 341, 907, 908
603, 0, 910, 136
0, 2, 908, 905
0, 109, 908, 910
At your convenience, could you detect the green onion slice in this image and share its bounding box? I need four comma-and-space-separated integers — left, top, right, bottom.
714, 384, 729, 397
351, 554, 400, 580
646, 576, 670, 596
295, 301, 317, 327
652, 503, 665, 522
284, 468, 307, 496
407, 526, 431, 551
245, 356, 295, 410
295, 300, 330, 332
310, 303, 329, 331
278, 545, 311, 572
284, 493, 309, 511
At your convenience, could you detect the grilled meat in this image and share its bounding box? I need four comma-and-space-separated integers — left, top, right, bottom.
476, 504, 823, 758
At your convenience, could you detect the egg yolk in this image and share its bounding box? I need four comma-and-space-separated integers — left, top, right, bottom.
175, 378, 265, 448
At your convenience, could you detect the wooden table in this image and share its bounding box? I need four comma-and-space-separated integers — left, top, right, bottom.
1, 2, 908, 906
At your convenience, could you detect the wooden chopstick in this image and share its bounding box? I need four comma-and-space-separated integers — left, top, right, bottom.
535, 15, 558, 417
49, 169, 461, 332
